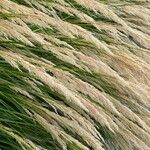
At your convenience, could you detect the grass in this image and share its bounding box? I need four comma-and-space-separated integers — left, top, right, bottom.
0, 12, 21, 19
0, 58, 61, 150
0, 0, 150, 150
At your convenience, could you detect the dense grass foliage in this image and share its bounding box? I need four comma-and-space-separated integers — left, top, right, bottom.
0, 0, 150, 150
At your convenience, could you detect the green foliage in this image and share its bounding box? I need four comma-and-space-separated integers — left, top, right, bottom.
10, 0, 31, 7
0, 12, 20, 19
0, 57, 61, 149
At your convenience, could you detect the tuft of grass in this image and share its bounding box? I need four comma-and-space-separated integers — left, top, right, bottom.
1, 0, 150, 150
